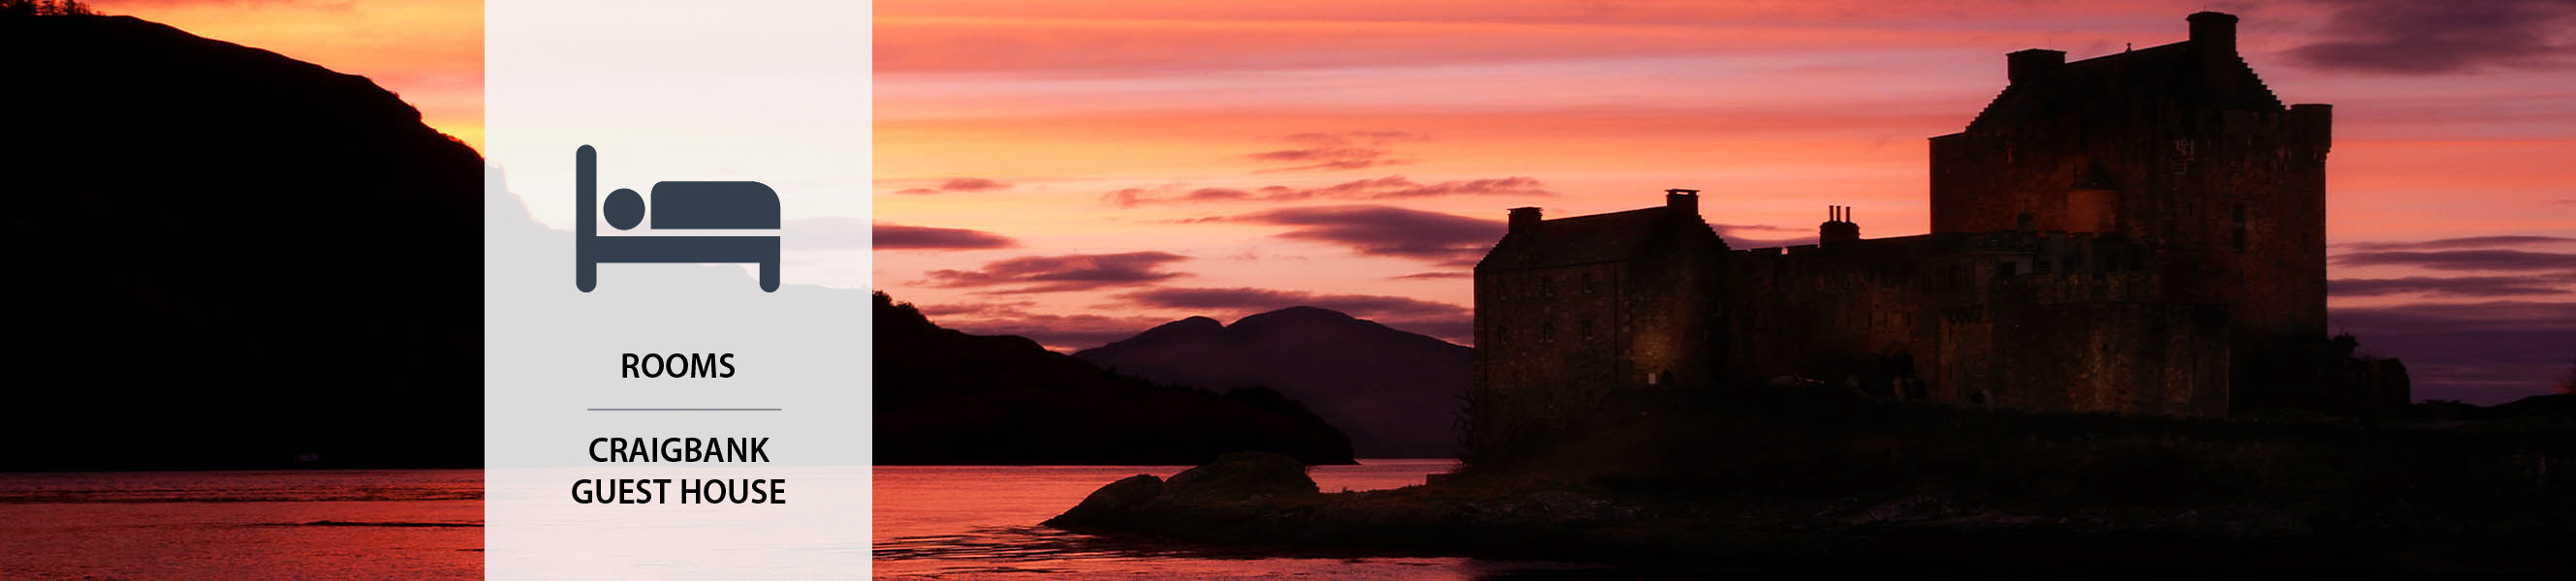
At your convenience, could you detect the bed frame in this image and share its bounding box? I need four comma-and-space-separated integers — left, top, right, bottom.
573, 145, 782, 292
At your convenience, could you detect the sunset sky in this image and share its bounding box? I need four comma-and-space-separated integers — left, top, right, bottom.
875, 0, 2575, 403
79, 1, 2568, 403
91, 0, 484, 151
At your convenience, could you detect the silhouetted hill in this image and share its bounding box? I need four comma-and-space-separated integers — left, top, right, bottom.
2485, 393, 2575, 418
2414, 393, 2575, 425
1, 14, 482, 470
1076, 307, 1473, 458
875, 293, 1355, 465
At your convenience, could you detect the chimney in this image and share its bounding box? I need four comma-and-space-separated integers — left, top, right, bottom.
2188, 12, 2237, 56
1665, 188, 1700, 217
1508, 206, 1541, 234
1820, 205, 1861, 246
2007, 48, 2065, 84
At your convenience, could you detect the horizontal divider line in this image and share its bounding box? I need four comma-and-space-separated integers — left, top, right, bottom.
585, 408, 783, 412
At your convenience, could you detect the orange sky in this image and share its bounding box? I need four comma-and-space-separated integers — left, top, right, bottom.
876, 1, 2576, 403
91, 0, 484, 152
74, 1, 2567, 403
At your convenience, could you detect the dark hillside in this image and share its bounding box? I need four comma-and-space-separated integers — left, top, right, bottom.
1, 13, 483, 470
876, 292, 1355, 465
1077, 307, 1472, 458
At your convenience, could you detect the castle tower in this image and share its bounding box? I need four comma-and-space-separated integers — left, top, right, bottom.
1928, 11, 2330, 347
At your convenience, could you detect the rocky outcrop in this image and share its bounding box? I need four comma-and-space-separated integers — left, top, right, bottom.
1162, 452, 1320, 500
1047, 451, 1322, 532
1049, 474, 1165, 528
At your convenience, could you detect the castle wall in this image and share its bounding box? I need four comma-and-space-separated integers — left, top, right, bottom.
1928, 92, 2330, 344
1472, 214, 1723, 453
1720, 237, 1940, 386
1715, 232, 2229, 415
1476, 261, 1628, 439
1627, 224, 1726, 388
1946, 279, 2233, 416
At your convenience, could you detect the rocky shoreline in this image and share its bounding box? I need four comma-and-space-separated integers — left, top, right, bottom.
1049, 451, 2571, 573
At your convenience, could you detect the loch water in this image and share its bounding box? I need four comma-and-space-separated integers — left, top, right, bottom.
873, 459, 1629, 580
0, 470, 484, 579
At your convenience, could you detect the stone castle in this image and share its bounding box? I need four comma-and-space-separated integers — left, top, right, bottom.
1471, 13, 2399, 447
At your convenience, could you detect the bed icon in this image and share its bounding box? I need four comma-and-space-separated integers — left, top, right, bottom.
574, 145, 781, 292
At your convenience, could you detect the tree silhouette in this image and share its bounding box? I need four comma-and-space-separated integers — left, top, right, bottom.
3, 0, 95, 16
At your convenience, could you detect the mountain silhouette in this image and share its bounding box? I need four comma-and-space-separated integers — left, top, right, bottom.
1076, 307, 1474, 458
875, 293, 1355, 465
1, 13, 482, 470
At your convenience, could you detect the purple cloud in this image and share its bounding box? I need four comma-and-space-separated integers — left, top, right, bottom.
1245, 132, 1428, 172
2329, 274, 2576, 297
2331, 250, 2576, 272
2286, 0, 2576, 74
872, 224, 1019, 251
1105, 175, 1551, 207
2332, 301, 2576, 405
894, 177, 1013, 195
918, 251, 1193, 293
2337, 235, 2576, 251
1234, 205, 1504, 266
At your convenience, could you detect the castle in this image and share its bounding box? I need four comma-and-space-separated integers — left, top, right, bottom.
1472, 13, 2399, 446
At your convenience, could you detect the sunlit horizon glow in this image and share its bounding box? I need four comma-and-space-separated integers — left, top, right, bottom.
91, 0, 484, 152
878, 1, 2576, 404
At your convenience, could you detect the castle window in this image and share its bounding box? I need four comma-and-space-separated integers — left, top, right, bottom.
1582, 272, 1596, 294
2035, 260, 2053, 273
1541, 275, 1555, 300
1999, 260, 2019, 277
1580, 320, 1594, 342
1540, 322, 1556, 345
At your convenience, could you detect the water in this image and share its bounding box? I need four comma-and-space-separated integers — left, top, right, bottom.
0, 470, 483, 580
5, 463, 1608, 579
874, 460, 1613, 580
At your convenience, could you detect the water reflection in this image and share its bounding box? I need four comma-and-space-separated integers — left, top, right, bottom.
873, 460, 1623, 580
